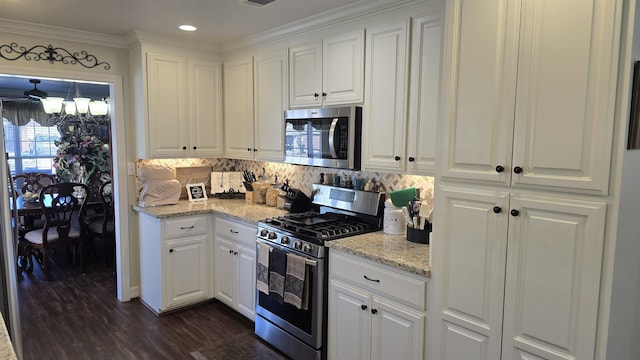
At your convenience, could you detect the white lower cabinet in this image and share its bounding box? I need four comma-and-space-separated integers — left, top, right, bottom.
328, 250, 427, 360
139, 213, 211, 314
431, 185, 607, 360
213, 216, 257, 320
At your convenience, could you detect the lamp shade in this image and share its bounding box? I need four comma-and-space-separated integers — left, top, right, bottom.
40, 97, 64, 114
73, 97, 91, 114
89, 100, 109, 116
63, 100, 76, 115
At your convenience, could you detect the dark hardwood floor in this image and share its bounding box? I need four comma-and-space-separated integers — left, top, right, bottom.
16, 248, 289, 360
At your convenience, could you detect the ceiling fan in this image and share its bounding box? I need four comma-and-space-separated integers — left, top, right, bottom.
23, 79, 48, 100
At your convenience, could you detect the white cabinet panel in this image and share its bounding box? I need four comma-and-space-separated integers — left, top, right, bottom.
439, 0, 618, 195
328, 279, 370, 360
189, 58, 224, 156
146, 52, 189, 157
406, 14, 442, 175
362, 20, 410, 172
213, 216, 257, 320
433, 185, 509, 360
442, 321, 490, 360
224, 56, 255, 159
502, 195, 606, 360
371, 297, 425, 360
253, 49, 287, 161
164, 235, 208, 308
328, 251, 427, 360
289, 30, 364, 108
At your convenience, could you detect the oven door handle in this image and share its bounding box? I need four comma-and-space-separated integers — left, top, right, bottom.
256, 239, 318, 267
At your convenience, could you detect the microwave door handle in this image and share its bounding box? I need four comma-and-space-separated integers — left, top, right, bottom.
328, 117, 339, 159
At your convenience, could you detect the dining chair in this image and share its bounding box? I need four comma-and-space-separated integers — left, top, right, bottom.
85, 181, 115, 268
22, 182, 89, 280
12, 172, 57, 197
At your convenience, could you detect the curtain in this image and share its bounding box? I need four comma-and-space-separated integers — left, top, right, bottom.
1, 100, 57, 127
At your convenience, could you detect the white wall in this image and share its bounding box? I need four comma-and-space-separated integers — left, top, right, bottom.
606, 0, 640, 358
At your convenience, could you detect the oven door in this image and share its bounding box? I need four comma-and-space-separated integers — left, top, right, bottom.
255, 239, 325, 349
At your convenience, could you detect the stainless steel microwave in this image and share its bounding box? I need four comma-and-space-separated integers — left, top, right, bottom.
284, 106, 362, 170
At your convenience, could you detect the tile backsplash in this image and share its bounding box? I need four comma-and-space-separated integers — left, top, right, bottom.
137, 158, 434, 209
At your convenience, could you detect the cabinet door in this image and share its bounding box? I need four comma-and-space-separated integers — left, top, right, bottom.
362, 20, 410, 172
235, 242, 256, 321
370, 296, 425, 360
146, 52, 189, 157
323, 30, 365, 106
254, 49, 287, 162
214, 237, 236, 307
406, 14, 442, 176
430, 185, 509, 360
224, 56, 255, 159
328, 280, 371, 360
190, 58, 224, 157
510, 0, 619, 195
289, 41, 323, 107
502, 194, 606, 360
438, 0, 519, 184
164, 235, 208, 309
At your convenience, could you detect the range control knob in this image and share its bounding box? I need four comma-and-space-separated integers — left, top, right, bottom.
267, 232, 277, 240
293, 241, 302, 250
259, 229, 268, 237
280, 236, 290, 245
302, 244, 312, 253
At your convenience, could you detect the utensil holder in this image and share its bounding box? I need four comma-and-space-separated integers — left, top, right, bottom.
406, 223, 432, 244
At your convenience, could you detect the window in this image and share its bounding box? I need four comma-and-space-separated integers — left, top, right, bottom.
3, 118, 59, 176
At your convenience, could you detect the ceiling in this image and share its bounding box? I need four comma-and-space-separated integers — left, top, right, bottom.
0, 0, 389, 101
0, 0, 373, 45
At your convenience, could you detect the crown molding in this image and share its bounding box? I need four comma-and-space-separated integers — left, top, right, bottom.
0, 18, 127, 49
220, 0, 429, 53
125, 31, 221, 56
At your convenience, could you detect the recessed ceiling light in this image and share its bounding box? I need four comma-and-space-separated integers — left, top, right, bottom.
179, 25, 197, 32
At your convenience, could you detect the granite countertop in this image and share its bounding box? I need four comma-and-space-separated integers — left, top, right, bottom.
132, 199, 288, 224
133, 199, 430, 277
0, 313, 17, 360
326, 232, 431, 278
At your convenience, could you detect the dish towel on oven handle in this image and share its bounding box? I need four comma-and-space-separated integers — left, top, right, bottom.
269, 246, 287, 303
256, 242, 270, 295
284, 253, 309, 310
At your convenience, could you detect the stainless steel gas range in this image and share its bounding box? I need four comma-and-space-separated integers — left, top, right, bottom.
255, 184, 385, 360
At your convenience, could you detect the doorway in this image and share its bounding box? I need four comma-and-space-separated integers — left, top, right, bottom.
0, 67, 131, 357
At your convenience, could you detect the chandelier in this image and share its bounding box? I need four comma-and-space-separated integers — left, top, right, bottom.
40, 82, 109, 121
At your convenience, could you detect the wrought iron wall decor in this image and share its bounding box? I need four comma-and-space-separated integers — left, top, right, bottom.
0, 42, 111, 70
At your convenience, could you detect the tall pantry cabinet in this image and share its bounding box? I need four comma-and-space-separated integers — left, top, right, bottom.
430, 0, 623, 359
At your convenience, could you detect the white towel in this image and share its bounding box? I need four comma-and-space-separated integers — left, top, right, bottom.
284, 253, 308, 310
256, 243, 270, 295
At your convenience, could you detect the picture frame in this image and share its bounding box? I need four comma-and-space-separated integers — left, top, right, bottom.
186, 183, 208, 202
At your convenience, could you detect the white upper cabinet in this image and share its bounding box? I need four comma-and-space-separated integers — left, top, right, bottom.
132, 46, 223, 159
289, 30, 365, 108
439, 0, 620, 195
224, 50, 287, 162
362, 12, 442, 175
253, 48, 287, 162
223, 55, 255, 160
362, 20, 410, 172
407, 14, 442, 175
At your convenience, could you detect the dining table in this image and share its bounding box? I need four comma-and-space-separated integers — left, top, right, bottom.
10, 194, 102, 273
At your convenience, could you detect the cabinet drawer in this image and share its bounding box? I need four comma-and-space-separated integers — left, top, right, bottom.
330, 251, 427, 310
215, 217, 256, 244
164, 216, 208, 238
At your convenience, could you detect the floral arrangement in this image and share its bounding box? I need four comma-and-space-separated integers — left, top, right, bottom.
53, 123, 110, 183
